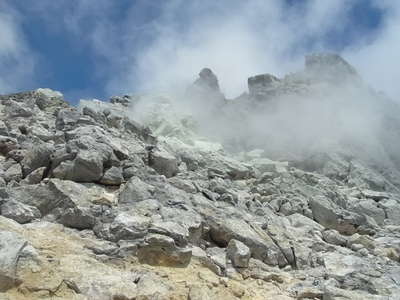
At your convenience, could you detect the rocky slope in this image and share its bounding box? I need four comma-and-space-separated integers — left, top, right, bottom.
1, 54, 400, 299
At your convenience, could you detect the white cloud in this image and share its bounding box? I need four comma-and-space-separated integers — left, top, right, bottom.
0, 2, 35, 93
344, 1, 400, 100
1, 0, 398, 102
104, 0, 359, 97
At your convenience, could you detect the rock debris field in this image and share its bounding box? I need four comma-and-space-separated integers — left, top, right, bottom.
1, 54, 400, 299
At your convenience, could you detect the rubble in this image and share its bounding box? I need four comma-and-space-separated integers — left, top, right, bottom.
0, 54, 399, 299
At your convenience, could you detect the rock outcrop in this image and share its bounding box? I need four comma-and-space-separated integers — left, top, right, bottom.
0, 55, 400, 299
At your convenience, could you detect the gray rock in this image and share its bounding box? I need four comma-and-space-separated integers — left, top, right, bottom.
349, 199, 386, 225
206, 216, 287, 267
56, 108, 81, 130
0, 120, 9, 136
52, 150, 103, 182
1, 200, 41, 224
5, 101, 33, 118
149, 220, 189, 247
20, 143, 53, 177
82, 106, 106, 124
3, 163, 22, 183
248, 73, 281, 99
379, 199, 400, 225
57, 206, 96, 230
99, 166, 123, 185
0, 231, 28, 292
322, 229, 348, 247
108, 212, 150, 242
21, 166, 46, 184
227, 239, 251, 268
9, 179, 95, 225
0, 136, 18, 156
206, 247, 227, 272
310, 196, 365, 234
118, 176, 153, 204
137, 233, 192, 267
194, 68, 220, 92
149, 148, 179, 178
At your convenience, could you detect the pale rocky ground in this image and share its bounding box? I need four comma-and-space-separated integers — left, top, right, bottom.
1, 54, 400, 299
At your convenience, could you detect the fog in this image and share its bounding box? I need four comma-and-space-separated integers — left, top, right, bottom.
2, 0, 400, 167
116, 1, 400, 169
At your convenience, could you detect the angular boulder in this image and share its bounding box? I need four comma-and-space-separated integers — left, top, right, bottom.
118, 176, 153, 204
227, 239, 251, 268
149, 148, 179, 178
137, 233, 192, 267
99, 166, 124, 185
52, 150, 103, 182
1, 200, 41, 224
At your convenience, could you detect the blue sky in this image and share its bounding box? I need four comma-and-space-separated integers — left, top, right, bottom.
0, 0, 398, 104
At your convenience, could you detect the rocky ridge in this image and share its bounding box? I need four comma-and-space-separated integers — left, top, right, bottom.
0, 54, 400, 299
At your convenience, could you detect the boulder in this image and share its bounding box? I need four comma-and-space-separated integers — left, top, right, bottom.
149, 148, 179, 178
1, 200, 41, 224
322, 229, 348, 247
227, 239, 251, 268
20, 143, 53, 177
149, 220, 189, 247
35, 88, 66, 112
0, 136, 18, 156
310, 196, 366, 235
118, 176, 153, 204
206, 216, 288, 267
57, 206, 96, 230
52, 150, 103, 182
108, 212, 151, 242
99, 166, 123, 185
206, 247, 227, 273
3, 163, 22, 183
349, 199, 386, 225
379, 199, 400, 225
137, 233, 192, 267
5, 101, 33, 118
21, 166, 46, 184
9, 179, 97, 228
56, 108, 81, 130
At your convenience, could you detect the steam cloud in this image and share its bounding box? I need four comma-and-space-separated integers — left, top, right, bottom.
1, 0, 399, 101
2, 1, 400, 172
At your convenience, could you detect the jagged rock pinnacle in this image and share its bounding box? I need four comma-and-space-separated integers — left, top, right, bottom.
194, 67, 220, 92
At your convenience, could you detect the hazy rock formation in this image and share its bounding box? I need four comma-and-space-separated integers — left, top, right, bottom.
194, 68, 220, 92
0, 55, 400, 299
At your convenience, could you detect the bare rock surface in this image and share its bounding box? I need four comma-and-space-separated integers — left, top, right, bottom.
0, 54, 400, 299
